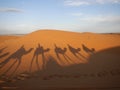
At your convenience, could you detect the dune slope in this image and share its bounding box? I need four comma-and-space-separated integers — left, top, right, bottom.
0, 30, 120, 89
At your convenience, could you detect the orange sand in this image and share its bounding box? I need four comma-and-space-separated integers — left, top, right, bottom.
0, 30, 120, 89
0, 36, 19, 44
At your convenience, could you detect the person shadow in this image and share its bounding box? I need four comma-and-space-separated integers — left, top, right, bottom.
82, 44, 95, 54
67, 44, 86, 60
54, 44, 72, 63
29, 44, 50, 73
0, 47, 9, 59
0, 45, 33, 77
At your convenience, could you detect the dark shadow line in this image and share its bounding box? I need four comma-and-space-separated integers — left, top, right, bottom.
29, 55, 35, 73
0, 47, 7, 54
82, 44, 95, 54
67, 44, 84, 61
29, 44, 50, 73
42, 54, 45, 70
10, 60, 21, 77
0, 52, 9, 59
2, 60, 17, 76
64, 54, 74, 63
0, 46, 33, 78
36, 55, 40, 71
78, 53, 86, 59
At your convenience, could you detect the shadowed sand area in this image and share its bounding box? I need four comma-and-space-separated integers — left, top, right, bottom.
0, 30, 120, 90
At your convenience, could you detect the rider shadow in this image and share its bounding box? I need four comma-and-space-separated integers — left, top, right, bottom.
29, 44, 50, 73
82, 44, 95, 54
67, 44, 86, 60
0, 45, 33, 77
54, 44, 72, 63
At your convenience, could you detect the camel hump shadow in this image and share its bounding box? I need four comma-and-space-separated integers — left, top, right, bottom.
82, 44, 95, 54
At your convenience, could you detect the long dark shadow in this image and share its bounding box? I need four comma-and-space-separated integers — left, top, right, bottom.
54, 44, 72, 63
82, 44, 95, 54
0, 52, 9, 59
68, 44, 85, 60
0, 45, 33, 77
29, 44, 50, 73
0, 47, 7, 54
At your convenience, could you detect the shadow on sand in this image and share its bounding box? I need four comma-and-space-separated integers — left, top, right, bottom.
0, 45, 33, 77
1, 46, 120, 89
0, 47, 9, 59
54, 44, 73, 63
44, 46, 120, 79
0, 47, 7, 54
29, 44, 50, 72
82, 44, 95, 54
68, 44, 86, 60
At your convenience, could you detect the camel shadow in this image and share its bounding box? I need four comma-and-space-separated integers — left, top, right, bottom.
29, 44, 50, 73
0, 45, 33, 77
82, 44, 95, 54
67, 44, 86, 60
54, 44, 72, 63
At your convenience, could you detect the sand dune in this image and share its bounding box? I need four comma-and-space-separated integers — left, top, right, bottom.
0, 30, 120, 89
0, 36, 19, 44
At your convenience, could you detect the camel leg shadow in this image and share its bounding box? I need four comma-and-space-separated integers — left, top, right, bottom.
36, 55, 40, 71
10, 60, 21, 78
0, 52, 9, 59
1, 60, 17, 77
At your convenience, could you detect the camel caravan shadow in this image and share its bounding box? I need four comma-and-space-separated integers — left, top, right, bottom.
1, 44, 120, 84
0, 44, 95, 79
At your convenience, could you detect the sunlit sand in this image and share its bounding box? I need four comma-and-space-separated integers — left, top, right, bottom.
0, 30, 120, 90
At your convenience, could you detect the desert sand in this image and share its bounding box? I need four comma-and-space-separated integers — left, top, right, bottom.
0, 30, 120, 90
0, 36, 19, 44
